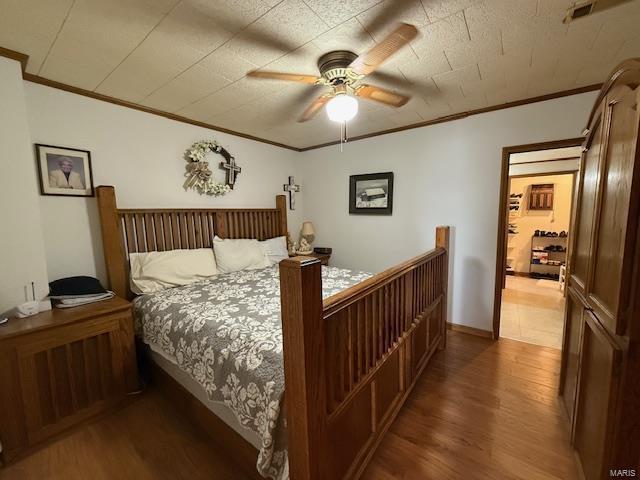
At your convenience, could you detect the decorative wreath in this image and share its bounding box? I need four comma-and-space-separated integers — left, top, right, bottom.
184, 140, 232, 196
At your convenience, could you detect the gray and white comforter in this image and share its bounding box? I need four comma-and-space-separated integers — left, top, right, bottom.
133, 265, 370, 479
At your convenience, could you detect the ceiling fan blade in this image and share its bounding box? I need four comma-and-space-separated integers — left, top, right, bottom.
355, 84, 410, 108
247, 70, 321, 84
298, 95, 332, 122
272, 85, 324, 119
358, 0, 417, 39
239, 29, 301, 54
368, 70, 411, 87
187, 4, 301, 53
349, 23, 419, 76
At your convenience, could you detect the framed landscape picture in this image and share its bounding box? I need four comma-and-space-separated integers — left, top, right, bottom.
36, 144, 94, 197
349, 172, 394, 215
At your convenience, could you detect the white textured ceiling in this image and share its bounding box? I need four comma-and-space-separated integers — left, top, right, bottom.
1, 0, 640, 149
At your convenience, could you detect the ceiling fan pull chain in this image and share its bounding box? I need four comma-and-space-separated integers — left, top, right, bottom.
339, 121, 350, 151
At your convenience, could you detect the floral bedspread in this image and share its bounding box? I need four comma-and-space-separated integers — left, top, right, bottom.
132, 265, 370, 479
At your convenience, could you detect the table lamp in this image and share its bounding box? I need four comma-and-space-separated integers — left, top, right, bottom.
298, 221, 315, 254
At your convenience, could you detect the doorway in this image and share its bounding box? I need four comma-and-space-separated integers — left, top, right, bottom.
493, 139, 583, 347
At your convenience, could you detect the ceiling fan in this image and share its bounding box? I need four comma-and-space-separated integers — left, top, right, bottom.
246, 23, 419, 123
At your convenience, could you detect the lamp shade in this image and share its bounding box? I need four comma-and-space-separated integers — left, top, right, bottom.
326, 94, 358, 123
300, 221, 315, 236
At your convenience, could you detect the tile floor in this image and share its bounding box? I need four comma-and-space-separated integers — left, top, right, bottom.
499, 275, 565, 349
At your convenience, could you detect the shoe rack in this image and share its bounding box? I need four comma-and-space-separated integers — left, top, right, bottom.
529, 231, 568, 280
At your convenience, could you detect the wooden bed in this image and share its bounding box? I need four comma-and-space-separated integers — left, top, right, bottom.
96, 185, 449, 480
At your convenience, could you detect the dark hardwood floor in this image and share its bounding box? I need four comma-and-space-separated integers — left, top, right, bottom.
0, 332, 578, 480
361, 332, 578, 480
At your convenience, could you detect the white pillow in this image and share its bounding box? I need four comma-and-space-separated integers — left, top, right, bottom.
129, 248, 217, 294
260, 236, 289, 265
213, 236, 271, 273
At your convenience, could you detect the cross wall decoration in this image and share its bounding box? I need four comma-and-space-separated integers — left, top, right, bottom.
219, 154, 242, 189
283, 176, 300, 210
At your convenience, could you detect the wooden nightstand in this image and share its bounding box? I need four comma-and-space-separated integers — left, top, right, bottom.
0, 297, 137, 462
290, 251, 331, 266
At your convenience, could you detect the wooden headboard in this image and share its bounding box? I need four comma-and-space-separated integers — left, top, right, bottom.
96, 185, 288, 299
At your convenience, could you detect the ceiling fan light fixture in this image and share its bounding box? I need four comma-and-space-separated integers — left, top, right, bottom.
326, 94, 358, 123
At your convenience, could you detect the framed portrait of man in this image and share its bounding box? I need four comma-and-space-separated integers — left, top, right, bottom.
35, 144, 94, 197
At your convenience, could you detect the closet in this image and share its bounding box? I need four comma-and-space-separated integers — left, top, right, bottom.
559, 58, 640, 479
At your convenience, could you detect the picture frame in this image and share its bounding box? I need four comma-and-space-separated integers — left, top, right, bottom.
349, 172, 394, 215
529, 183, 554, 210
35, 144, 94, 197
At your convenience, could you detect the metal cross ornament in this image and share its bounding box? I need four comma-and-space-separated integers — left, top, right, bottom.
219, 155, 242, 189
283, 176, 301, 210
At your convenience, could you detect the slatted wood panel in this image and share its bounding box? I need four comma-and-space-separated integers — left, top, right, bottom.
117, 208, 282, 256
119, 210, 218, 254
14, 314, 126, 445
220, 210, 282, 240
323, 251, 446, 414
96, 187, 288, 299
24, 335, 116, 430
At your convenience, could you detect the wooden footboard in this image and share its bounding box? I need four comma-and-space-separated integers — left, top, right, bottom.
279, 226, 449, 480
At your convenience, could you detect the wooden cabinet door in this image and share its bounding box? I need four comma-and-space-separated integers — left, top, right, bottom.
570, 109, 603, 295
559, 287, 585, 422
572, 310, 623, 480
16, 313, 126, 446
586, 85, 640, 336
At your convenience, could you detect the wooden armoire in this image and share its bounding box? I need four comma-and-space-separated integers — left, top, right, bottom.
560, 58, 640, 479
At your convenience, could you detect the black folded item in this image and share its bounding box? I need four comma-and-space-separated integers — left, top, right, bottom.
49, 276, 108, 298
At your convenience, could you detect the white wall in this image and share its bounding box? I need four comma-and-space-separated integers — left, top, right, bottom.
0, 58, 49, 314
299, 91, 598, 331
24, 82, 302, 286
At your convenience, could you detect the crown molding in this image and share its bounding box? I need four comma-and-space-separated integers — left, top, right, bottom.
0, 46, 28, 73
298, 83, 602, 151
0, 45, 300, 151
22, 72, 301, 151
1, 46, 603, 153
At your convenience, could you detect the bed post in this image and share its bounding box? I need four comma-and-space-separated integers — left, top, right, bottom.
436, 226, 450, 349
275, 194, 287, 237
96, 186, 128, 299
279, 256, 325, 480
